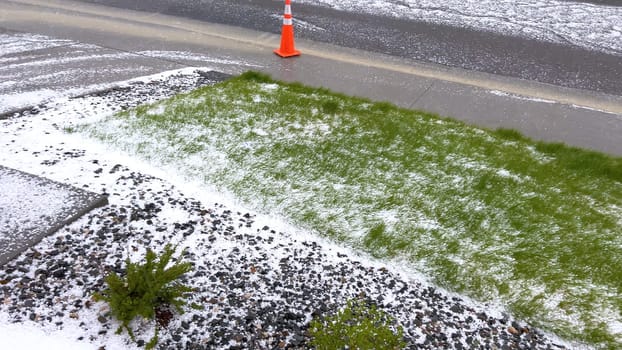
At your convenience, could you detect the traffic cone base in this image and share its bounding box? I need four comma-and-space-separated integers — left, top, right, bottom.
274, 49, 301, 58
274, 0, 300, 57
274, 46, 300, 57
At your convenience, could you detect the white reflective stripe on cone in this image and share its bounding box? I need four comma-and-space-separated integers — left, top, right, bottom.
283, 18, 293, 25
284, 5, 292, 15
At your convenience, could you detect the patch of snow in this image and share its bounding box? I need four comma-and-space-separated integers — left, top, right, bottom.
261, 83, 279, 91
136, 50, 261, 67
0, 168, 72, 235
1, 52, 138, 70
252, 128, 269, 136
298, 0, 622, 56
0, 33, 74, 56
496, 169, 522, 182
414, 217, 441, 231
0, 89, 59, 113
489, 90, 557, 104
146, 104, 166, 116
0, 322, 95, 350
0, 32, 261, 114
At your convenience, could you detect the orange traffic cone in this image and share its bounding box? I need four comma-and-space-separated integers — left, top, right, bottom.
274, 0, 300, 58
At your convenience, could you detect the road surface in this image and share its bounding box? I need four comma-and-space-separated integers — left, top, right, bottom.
74, 0, 622, 96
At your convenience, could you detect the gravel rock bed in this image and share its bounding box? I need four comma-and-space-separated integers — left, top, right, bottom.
0, 69, 571, 349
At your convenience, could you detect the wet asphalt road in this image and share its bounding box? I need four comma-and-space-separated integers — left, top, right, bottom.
76, 0, 622, 96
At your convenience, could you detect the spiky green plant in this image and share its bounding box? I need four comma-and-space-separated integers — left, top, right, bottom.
94, 244, 194, 349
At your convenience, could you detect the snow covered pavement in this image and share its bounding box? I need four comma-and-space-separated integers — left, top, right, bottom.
0, 166, 107, 266
299, 0, 622, 56
0, 30, 258, 115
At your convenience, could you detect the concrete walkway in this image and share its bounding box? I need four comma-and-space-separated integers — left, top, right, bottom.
0, 166, 107, 266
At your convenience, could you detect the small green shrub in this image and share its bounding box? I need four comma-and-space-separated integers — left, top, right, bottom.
494, 128, 526, 142
239, 70, 273, 83
309, 298, 407, 350
322, 100, 340, 115
370, 101, 394, 114
94, 244, 194, 349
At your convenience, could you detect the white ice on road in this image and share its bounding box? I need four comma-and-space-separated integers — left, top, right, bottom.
0, 33, 74, 56
0, 33, 259, 114
298, 0, 622, 56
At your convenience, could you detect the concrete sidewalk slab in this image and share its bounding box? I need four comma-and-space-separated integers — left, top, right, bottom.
0, 166, 108, 266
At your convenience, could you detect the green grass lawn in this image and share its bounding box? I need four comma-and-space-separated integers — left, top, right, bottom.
76, 71, 622, 348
